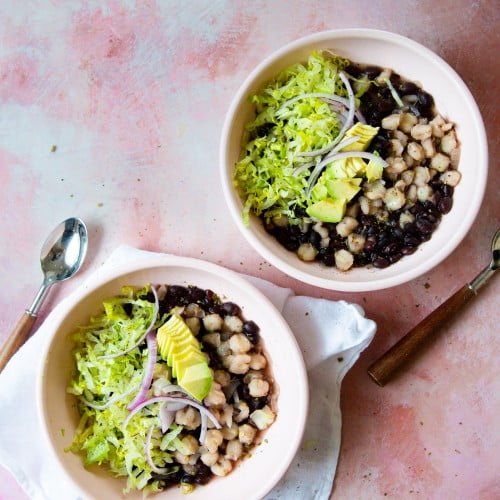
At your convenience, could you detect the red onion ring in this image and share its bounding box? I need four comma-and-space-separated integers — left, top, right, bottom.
98, 285, 159, 360
145, 425, 169, 474
159, 403, 177, 433
126, 332, 158, 411
306, 135, 361, 194
199, 412, 208, 445
123, 395, 221, 430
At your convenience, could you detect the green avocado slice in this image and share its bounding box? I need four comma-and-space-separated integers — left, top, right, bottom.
174, 349, 207, 380
156, 314, 212, 399
306, 198, 346, 223
326, 179, 361, 201
179, 363, 213, 402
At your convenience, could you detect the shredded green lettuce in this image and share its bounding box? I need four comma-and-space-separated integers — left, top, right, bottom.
234, 51, 350, 224
66, 286, 175, 494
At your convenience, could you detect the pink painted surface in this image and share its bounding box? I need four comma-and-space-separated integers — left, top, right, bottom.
0, 1, 498, 499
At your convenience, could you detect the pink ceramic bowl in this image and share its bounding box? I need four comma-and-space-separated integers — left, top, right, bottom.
37, 254, 308, 499
220, 29, 488, 291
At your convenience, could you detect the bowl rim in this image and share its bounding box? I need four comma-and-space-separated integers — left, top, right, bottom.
36, 253, 309, 499
219, 28, 488, 292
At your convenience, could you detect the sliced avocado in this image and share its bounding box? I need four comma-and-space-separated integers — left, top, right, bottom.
174, 349, 207, 379
326, 179, 361, 201
306, 198, 346, 223
179, 363, 213, 401
366, 158, 384, 182
157, 314, 194, 361
167, 336, 200, 366
156, 314, 212, 399
342, 123, 379, 151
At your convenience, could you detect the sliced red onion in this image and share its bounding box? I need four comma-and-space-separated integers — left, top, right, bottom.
126, 332, 157, 411
98, 285, 159, 360
145, 425, 169, 474
163, 400, 188, 412
159, 403, 176, 433
321, 98, 366, 124
279, 91, 350, 111
157, 383, 192, 397
81, 384, 140, 410
306, 135, 361, 194
123, 395, 221, 430
298, 72, 355, 160
292, 161, 315, 176
199, 412, 208, 445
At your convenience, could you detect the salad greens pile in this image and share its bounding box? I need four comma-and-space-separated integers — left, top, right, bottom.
67, 286, 191, 494
233, 51, 386, 226
234, 51, 352, 224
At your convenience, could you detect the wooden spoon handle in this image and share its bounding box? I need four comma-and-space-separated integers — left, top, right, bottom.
367, 285, 476, 386
0, 312, 37, 373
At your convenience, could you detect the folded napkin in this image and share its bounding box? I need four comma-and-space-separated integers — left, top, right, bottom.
0, 246, 376, 500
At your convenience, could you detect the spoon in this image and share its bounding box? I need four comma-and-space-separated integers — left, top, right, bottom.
368, 228, 500, 386
0, 217, 88, 372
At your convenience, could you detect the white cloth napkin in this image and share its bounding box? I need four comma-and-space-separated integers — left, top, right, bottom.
0, 246, 376, 500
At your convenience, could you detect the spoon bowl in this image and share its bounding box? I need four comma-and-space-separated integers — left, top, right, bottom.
0, 217, 88, 372
40, 218, 88, 286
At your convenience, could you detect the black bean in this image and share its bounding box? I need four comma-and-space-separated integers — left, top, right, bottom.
364, 235, 377, 252
383, 242, 401, 256
416, 218, 435, 234
202, 289, 219, 311
438, 196, 453, 214
391, 227, 404, 240
418, 212, 437, 224
409, 203, 424, 215
401, 246, 417, 255
187, 286, 205, 303
377, 98, 395, 115
441, 184, 454, 197
404, 234, 420, 247
308, 230, 321, 246
243, 320, 260, 344
417, 90, 434, 109
432, 190, 442, 205
373, 256, 390, 268
388, 252, 403, 263
218, 301, 241, 317
248, 396, 268, 412
364, 66, 381, 79
194, 464, 212, 485
181, 474, 196, 484
399, 81, 419, 95
318, 247, 335, 266
354, 253, 370, 266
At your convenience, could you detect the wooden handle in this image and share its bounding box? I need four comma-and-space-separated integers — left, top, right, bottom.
367, 285, 476, 386
0, 312, 37, 373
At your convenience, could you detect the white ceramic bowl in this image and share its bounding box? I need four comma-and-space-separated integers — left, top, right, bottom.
37, 254, 308, 500
220, 29, 488, 291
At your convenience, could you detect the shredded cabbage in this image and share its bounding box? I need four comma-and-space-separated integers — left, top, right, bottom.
66, 286, 175, 494
234, 51, 351, 224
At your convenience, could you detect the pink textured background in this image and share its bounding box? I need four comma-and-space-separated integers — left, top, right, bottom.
0, 1, 498, 499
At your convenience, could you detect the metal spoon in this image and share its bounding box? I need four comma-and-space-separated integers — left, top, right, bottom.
368, 228, 500, 386
0, 217, 88, 372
